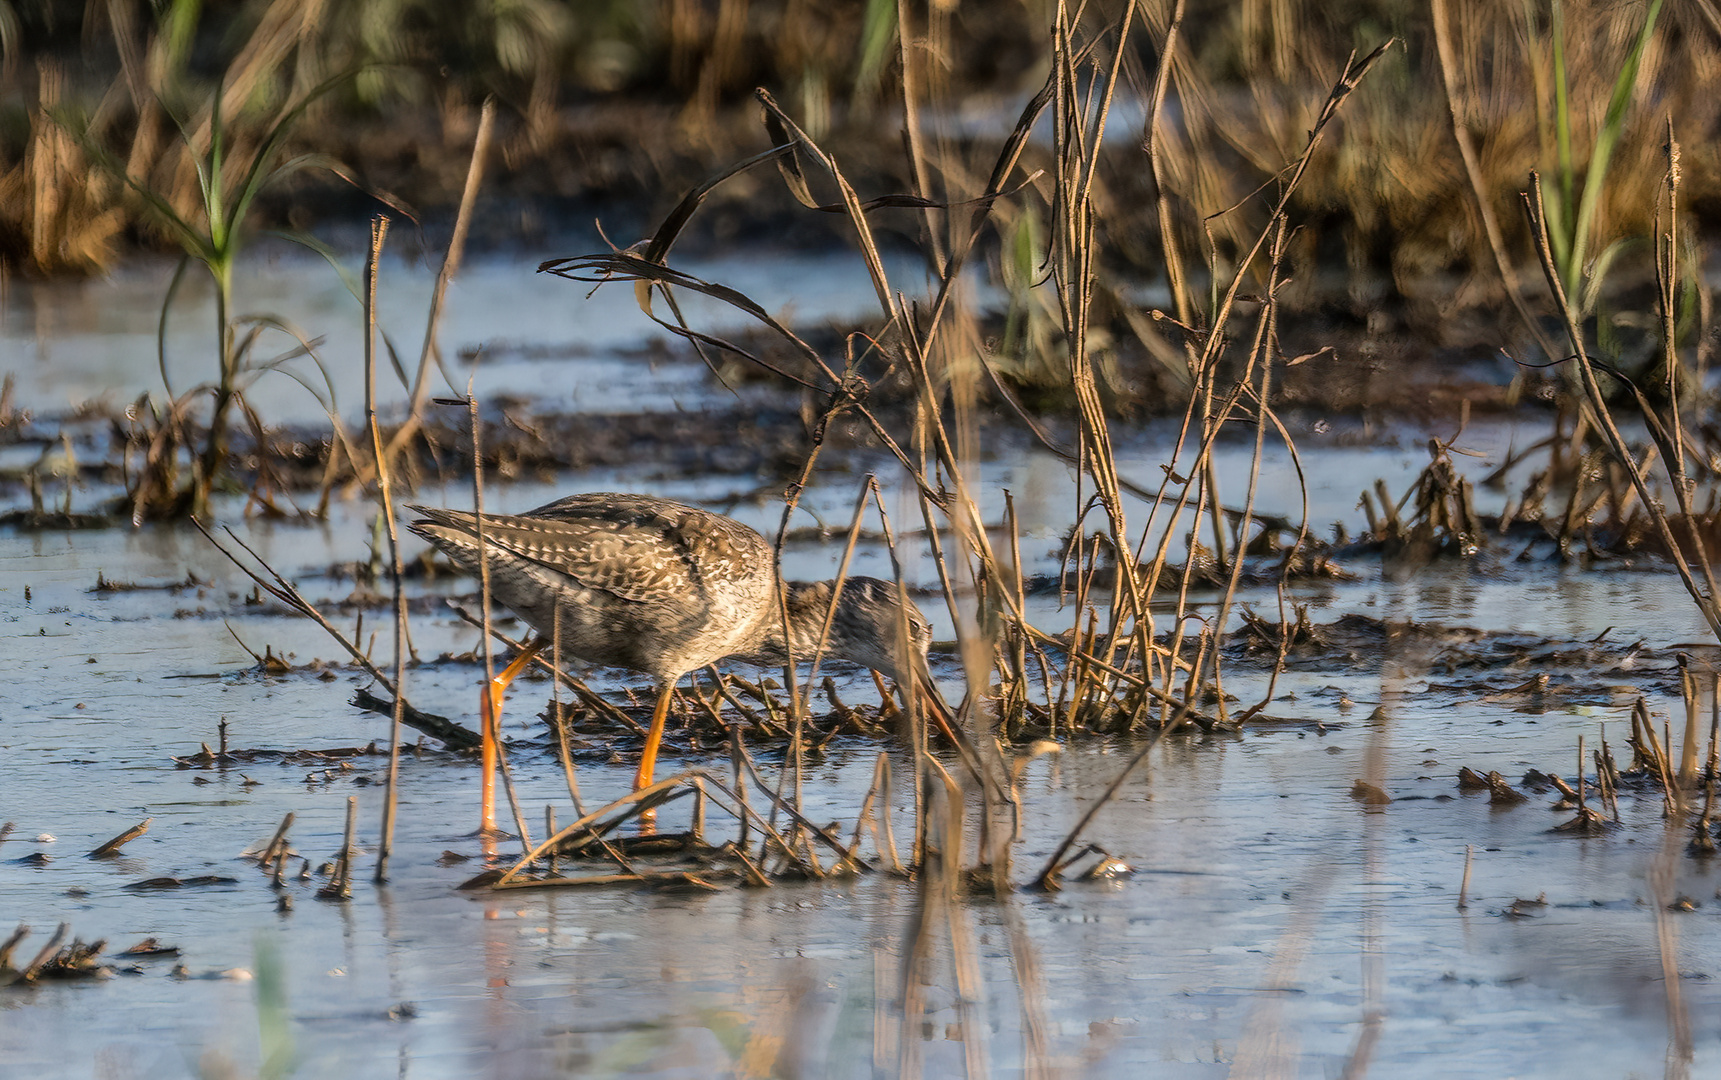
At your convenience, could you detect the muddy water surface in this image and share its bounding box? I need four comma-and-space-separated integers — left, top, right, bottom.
4, 256, 1721, 1078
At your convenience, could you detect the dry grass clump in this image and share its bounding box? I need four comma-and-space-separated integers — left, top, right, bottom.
0, 0, 1712, 330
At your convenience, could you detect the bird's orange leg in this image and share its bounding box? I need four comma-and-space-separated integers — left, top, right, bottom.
633, 682, 676, 792
478, 640, 544, 835
632, 683, 677, 833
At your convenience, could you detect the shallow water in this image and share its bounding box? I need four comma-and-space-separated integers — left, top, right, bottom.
5, 463, 1721, 1078
6, 253, 1721, 1077
1, 241, 937, 424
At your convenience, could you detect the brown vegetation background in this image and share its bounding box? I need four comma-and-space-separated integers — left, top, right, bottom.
1, 0, 1712, 322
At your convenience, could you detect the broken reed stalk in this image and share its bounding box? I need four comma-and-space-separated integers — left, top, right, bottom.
1679, 664, 1699, 788
1630, 696, 1680, 817
192, 519, 479, 749
263, 812, 294, 886
691, 778, 705, 844
1457, 844, 1473, 910
321, 795, 357, 900
20, 924, 69, 981
544, 806, 556, 876
0, 923, 29, 973
1595, 727, 1621, 823
87, 817, 151, 858
1032, 720, 1173, 890
338, 794, 357, 897
1666, 719, 1681, 814
360, 216, 409, 885
548, 611, 585, 818
1696, 775, 1716, 855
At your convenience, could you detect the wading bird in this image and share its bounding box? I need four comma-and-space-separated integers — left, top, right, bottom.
407, 492, 951, 831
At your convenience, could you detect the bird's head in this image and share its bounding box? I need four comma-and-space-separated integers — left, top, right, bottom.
760, 577, 967, 751
758, 577, 934, 684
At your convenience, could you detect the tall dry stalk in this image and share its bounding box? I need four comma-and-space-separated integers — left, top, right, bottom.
381, 97, 497, 477
362, 216, 409, 883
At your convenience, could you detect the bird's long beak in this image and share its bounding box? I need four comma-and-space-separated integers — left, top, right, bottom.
909, 655, 958, 742
906, 653, 1011, 804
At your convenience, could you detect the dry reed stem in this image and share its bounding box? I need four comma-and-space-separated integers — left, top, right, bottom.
446, 603, 647, 736
361, 216, 408, 884
1680, 666, 1700, 788
1050, 0, 1158, 699
87, 818, 151, 859
1577, 734, 1589, 818
1145, 0, 1193, 326
320, 794, 357, 901
192, 519, 479, 749
485, 870, 720, 892
1430, 0, 1558, 361
460, 391, 532, 850
1524, 179, 1721, 644
760, 458, 847, 825
729, 730, 751, 855
721, 747, 865, 874
263, 812, 294, 887
493, 775, 699, 885
1205, 218, 1289, 724
1032, 718, 1171, 890
384, 97, 496, 470
846, 756, 901, 873
20, 924, 69, 982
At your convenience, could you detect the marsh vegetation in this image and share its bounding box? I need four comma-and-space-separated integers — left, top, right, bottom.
6, 1, 1721, 1076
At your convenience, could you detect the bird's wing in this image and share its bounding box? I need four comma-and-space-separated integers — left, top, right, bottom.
408, 495, 770, 607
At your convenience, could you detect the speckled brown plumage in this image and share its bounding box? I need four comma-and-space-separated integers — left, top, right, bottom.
409, 492, 947, 809
406, 492, 931, 685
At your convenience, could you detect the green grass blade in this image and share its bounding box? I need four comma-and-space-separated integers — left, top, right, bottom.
265, 228, 364, 303
228, 70, 363, 233
854, 0, 898, 98
1567, 0, 1664, 299
1551, 0, 1573, 212
157, 256, 192, 399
